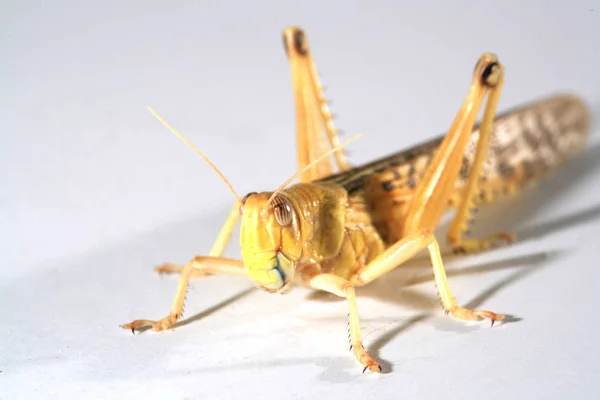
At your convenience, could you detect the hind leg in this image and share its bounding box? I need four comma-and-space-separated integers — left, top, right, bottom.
356, 53, 507, 323
446, 74, 515, 254
284, 26, 352, 182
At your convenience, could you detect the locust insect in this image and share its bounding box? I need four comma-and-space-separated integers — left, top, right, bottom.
122, 26, 591, 373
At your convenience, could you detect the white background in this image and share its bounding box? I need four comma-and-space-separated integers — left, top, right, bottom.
2, 1, 600, 399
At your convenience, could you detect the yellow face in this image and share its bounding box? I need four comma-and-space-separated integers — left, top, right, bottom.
239, 192, 303, 293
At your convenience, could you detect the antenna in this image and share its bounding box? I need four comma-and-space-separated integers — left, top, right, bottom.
147, 107, 241, 203
263, 133, 363, 212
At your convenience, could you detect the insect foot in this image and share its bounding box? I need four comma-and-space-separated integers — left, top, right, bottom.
154, 263, 184, 276
362, 361, 383, 374
121, 314, 178, 333
451, 231, 516, 254
447, 306, 505, 327
352, 343, 382, 373
154, 263, 212, 278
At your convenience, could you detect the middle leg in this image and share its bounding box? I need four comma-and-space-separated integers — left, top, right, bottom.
122, 201, 245, 332
155, 201, 242, 278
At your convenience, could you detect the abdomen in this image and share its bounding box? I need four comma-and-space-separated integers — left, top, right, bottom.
323, 94, 592, 245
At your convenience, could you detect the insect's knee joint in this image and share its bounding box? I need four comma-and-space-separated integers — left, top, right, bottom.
191, 256, 205, 263
474, 53, 502, 87
350, 271, 366, 286
420, 229, 432, 237
342, 282, 354, 296
481, 61, 501, 87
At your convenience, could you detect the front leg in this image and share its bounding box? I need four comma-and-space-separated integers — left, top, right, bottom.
121, 256, 246, 332
309, 273, 381, 373
153, 201, 242, 279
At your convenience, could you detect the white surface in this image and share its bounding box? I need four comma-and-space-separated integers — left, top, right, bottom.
2, 1, 600, 399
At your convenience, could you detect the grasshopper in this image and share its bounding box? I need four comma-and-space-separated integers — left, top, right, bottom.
122, 26, 591, 373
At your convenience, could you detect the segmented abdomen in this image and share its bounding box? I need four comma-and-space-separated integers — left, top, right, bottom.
319, 94, 591, 244
322, 93, 591, 198
461, 93, 591, 194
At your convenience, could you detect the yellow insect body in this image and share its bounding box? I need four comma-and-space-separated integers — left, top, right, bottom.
122, 26, 591, 373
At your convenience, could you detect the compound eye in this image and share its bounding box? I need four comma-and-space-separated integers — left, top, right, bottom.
272, 194, 293, 226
